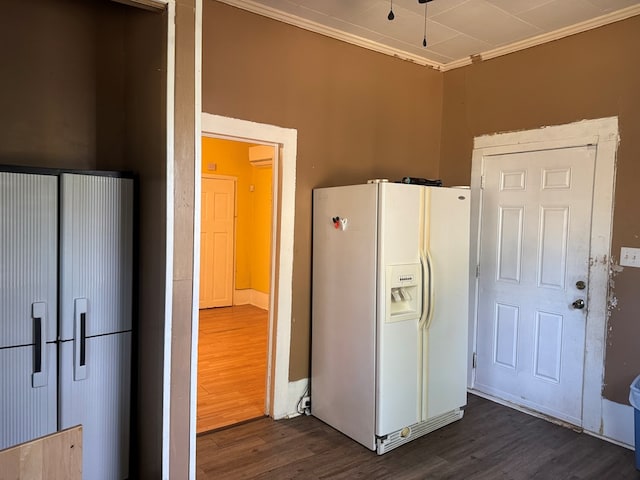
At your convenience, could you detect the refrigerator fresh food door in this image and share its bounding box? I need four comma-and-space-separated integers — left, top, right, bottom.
59, 332, 131, 480
311, 184, 378, 450
376, 182, 423, 436
59, 173, 133, 341
421, 187, 470, 420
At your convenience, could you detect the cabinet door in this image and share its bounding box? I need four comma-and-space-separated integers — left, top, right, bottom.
0, 344, 57, 450
59, 332, 131, 480
0, 172, 57, 347
0, 172, 58, 450
59, 174, 133, 340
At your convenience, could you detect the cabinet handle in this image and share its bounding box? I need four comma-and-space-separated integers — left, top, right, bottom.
74, 298, 88, 381
32, 302, 47, 388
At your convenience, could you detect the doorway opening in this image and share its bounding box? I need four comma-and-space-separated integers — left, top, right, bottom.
191, 113, 298, 470
468, 117, 618, 436
197, 137, 274, 433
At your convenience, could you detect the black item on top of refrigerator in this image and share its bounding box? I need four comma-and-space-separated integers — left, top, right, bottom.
400, 177, 442, 186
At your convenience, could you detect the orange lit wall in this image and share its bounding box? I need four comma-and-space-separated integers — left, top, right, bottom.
201, 136, 272, 294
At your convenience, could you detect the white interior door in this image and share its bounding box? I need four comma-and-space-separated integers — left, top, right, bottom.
475, 145, 596, 426
200, 177, 235, 308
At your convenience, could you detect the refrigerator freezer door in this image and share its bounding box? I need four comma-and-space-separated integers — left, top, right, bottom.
0, 344, 57, 450
311, 184, 378, 450
376, 182, 423, 436
0, 172, 58, 348
59, 332, 131, 480
59, 174, 133, 340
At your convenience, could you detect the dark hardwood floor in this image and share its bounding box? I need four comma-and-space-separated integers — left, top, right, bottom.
196, 394, 637, 479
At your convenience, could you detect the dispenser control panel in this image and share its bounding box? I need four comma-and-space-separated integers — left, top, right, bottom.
386, 263, 422, 323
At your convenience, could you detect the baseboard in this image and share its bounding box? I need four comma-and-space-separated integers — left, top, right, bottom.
599, 399, 635, 449
233, 289, 251, 305
274, 377, 309, 420
233, 289, 269, 311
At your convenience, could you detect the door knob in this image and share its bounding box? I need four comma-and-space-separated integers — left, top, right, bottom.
572, 299, 585, 309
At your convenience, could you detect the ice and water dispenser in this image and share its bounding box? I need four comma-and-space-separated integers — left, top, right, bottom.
386, 263, 422, 323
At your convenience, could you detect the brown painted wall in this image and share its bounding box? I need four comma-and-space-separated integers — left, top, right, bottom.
123, 8, 168, 480
441, 16, 640, 404
0, 0, 101, 168
202, 1, 444, 380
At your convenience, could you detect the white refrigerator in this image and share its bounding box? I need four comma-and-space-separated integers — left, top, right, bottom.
0, 170, 133, 479
311, 181, 470, 454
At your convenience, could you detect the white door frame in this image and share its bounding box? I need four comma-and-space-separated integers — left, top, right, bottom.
468, 117, 619, 438
191, 112, 298, 463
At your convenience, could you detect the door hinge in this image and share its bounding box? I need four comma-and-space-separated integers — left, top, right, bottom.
480, 175, 485, 189
472, 352, 477, 369
475, 264, 480, 278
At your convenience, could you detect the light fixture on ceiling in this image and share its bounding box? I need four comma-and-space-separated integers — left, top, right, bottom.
387, 0, 434, 47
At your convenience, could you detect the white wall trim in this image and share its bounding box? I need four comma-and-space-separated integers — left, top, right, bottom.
599, 399, 635, 449
189, 0, 203, 478
160, 1, 175, 479
198, 112, 298, 421
217, 1, 640, 72
445, 5, 640, 71
284, 377, 310, 419
469, 117, 621, 443
234, 289, 270, 311
216, 0, 443, 70
233, 288, 251, 306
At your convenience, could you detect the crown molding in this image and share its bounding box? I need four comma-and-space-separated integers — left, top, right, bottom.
217, 1, 640, 72
217, 0, 444, 70
443, 4, 640, 71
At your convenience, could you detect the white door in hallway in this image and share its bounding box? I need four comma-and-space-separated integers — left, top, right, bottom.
475, 145, 596, 426
200, 177, 235, 308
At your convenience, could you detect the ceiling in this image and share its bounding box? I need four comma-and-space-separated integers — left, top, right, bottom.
218, 0, 640, 70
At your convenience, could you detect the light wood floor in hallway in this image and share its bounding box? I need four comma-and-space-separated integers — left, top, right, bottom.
197, 305, 269, 433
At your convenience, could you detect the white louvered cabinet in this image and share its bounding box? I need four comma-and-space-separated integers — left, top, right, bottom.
0, 169, 133, 480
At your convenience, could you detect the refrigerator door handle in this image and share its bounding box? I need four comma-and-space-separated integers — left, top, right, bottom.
419, 251, 429, 329
32, 302, 47, 388
74, 298, 88, 381
422, 249, 435, 330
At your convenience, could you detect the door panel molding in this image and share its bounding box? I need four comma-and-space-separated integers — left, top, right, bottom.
469, 117, 619, 439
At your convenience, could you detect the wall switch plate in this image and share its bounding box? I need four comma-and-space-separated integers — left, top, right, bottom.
620, 247, 640, 268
